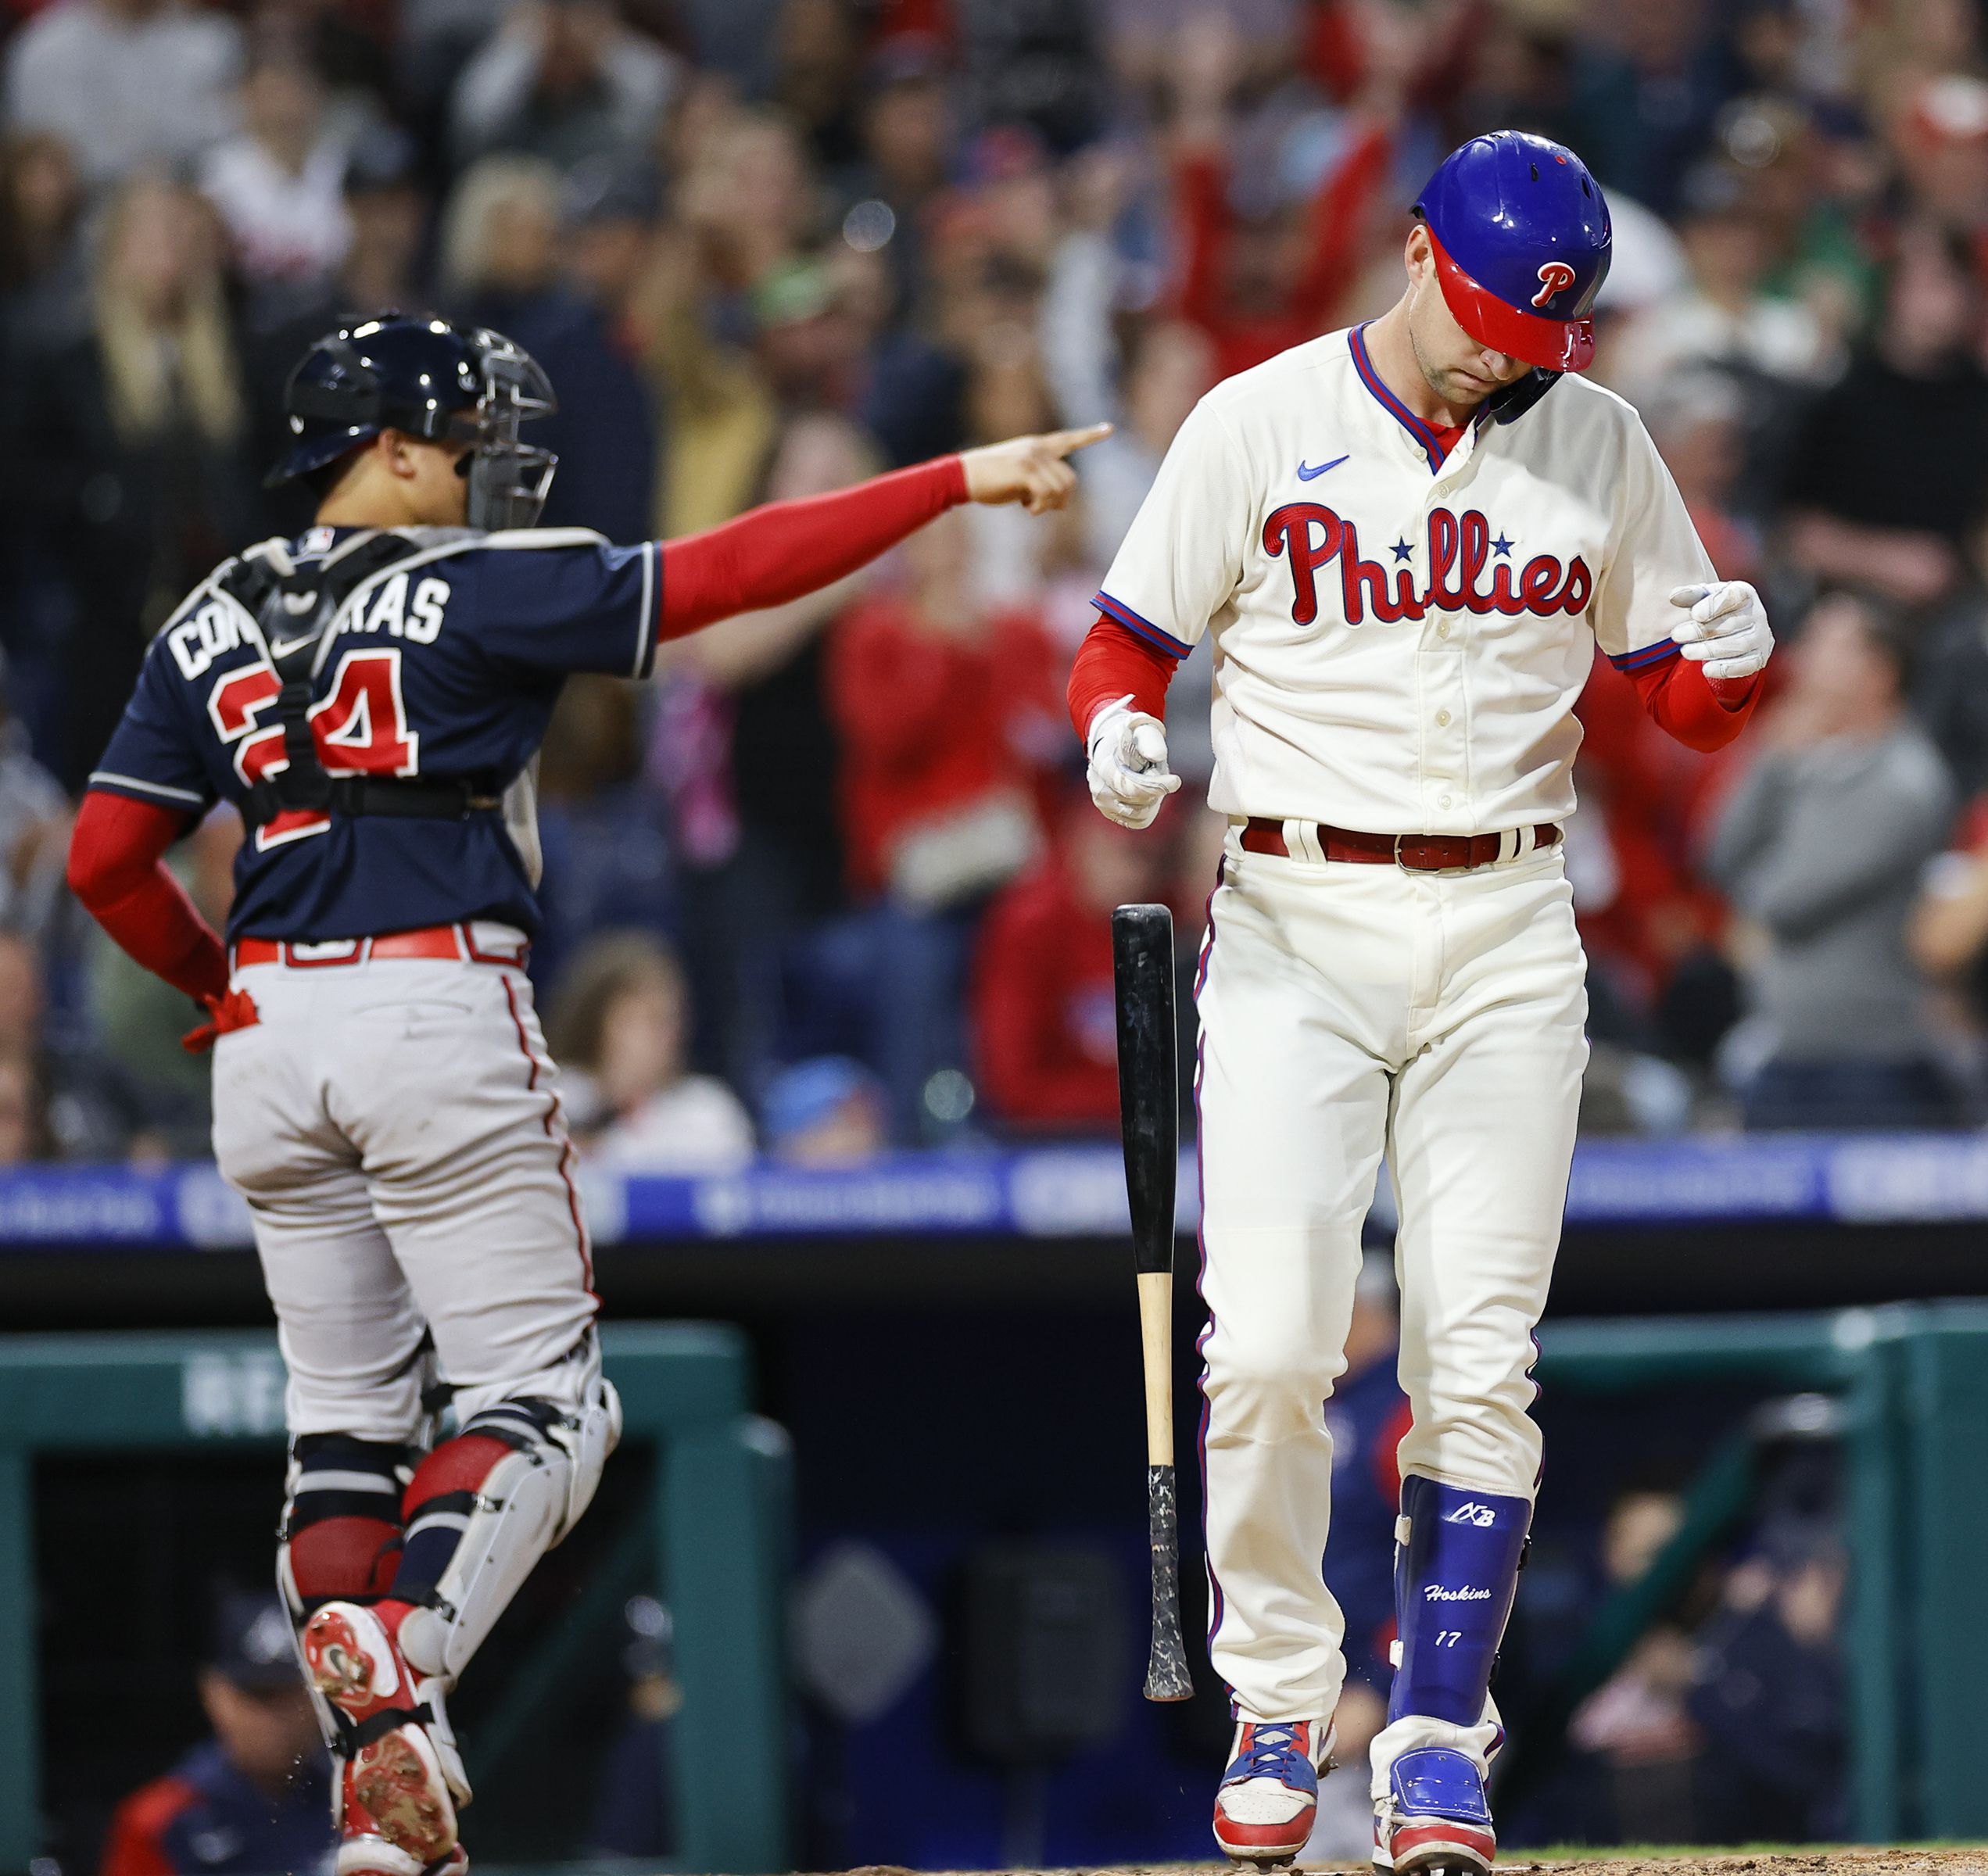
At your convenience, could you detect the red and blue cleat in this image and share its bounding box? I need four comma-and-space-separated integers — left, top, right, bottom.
1213, 1718, 1333, 1867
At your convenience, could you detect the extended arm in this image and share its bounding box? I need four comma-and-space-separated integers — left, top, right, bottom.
1910, 850, 1988, 981
1784, 509, 1959, 608
1291, 119, 1392, 329
658, 458, 963, 639
651, 580, 858, 692
655, 426, 1107, 640
1173, 150, 1232, 338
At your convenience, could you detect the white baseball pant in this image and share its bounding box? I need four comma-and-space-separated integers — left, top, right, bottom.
1194, 830, 1586, 1732
210, 925, 601, 1440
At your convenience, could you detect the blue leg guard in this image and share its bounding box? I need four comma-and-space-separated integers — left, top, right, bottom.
1387, 1474, 1530, 1727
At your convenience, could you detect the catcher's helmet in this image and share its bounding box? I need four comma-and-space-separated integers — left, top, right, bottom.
267, 313, 559, 530
1414, 131, 1610, 419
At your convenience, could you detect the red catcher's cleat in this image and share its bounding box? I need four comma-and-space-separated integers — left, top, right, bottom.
332, 1763, 469, 1876
306, 1602, 460, 1869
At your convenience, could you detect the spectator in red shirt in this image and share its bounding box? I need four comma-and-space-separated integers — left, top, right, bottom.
1574, 367, 1760, 1049
1575, 644, 1735, 1024
1166, 13, 1396, 380
827, 504, 1064, 906
822, 505, 1066, 1139
972, 793, 1167, 1131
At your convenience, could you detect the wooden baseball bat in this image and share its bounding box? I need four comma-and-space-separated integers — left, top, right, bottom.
1112, 901, 1194, 1702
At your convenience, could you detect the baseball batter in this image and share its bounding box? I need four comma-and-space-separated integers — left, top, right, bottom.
67, 314, 1102, 1876
1067, 134, 1775, 1873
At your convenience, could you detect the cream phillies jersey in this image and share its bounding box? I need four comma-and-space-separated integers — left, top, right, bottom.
1095, 322, 1714, 836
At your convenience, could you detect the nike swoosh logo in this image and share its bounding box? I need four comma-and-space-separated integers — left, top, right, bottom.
1296, 455, 1349, 481
270, 635, 315, 659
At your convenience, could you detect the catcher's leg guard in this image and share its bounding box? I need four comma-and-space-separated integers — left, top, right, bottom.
389, 1379, 621, 1682
278, 1434, 411, 1616
277, 1435, 424, 1843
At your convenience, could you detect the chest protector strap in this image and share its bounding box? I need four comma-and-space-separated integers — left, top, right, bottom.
220, 533, 501, 830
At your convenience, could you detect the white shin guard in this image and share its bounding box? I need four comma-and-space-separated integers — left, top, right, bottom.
396, 1380, 621, 1684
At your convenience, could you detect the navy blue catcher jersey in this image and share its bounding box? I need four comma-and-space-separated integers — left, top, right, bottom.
91, 524, 662, 941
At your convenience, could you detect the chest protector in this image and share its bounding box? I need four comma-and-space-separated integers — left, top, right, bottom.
220, 532, 502, 830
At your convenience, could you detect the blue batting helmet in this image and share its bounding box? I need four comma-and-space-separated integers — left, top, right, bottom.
1413, 131, 1611, 375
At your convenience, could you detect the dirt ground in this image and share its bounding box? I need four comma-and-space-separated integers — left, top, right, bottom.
840, 1855, 1988, 1876
1487, 1856, 1988, 1876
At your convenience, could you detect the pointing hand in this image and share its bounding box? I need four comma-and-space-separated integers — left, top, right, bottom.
961, 424, 1113, 516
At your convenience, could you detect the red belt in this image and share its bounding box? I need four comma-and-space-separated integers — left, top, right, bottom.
1240, 817, 1561, 872
231, 922, 528, 970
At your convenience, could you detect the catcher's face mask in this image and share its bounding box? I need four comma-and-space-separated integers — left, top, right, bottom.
448, 332, 559, 532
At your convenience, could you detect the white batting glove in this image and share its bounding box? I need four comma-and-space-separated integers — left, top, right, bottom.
1086, 695, 1180, 829
1668, 581, 1775, 682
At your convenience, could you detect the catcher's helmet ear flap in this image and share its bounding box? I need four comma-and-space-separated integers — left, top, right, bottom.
1413, 131, 1611, 419
268, 313, 559, 528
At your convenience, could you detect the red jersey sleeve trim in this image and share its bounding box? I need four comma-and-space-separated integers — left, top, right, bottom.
657, 455, 967, 641
1068, 614, 1179, 743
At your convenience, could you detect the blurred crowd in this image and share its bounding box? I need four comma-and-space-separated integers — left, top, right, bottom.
1554, 1467, 1847, 1848
13, 0, 1988, 1161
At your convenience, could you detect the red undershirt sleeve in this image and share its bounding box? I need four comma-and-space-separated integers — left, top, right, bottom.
1068, 614, 1180, 743
1174, 150, 1231, 338
1621, 650, 1762, 752
657, 455, 969, 639
66, 791, 229, 1004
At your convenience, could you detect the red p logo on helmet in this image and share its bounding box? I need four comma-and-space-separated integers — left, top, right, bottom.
1531, 262, 1577, 308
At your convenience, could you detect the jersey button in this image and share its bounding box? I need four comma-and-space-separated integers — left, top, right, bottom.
1437, 621, 1452, 639
1436, 710, 1451, 727
1438, 793, 1452, 809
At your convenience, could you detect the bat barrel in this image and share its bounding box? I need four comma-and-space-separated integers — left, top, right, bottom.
1116, 902, 1191, 1703
1112, 903, 1178, 1279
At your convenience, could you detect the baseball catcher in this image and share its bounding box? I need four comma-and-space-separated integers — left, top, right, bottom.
68, 312, 1103, 1876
